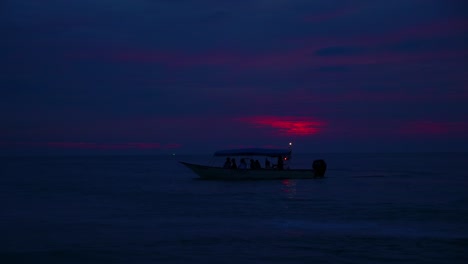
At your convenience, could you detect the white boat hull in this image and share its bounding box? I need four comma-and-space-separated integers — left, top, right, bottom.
180, 162, 323, 180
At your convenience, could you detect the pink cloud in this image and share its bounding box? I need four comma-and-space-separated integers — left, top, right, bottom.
0, 142, 182, 150
236, 116, 327, 136
399, 121, 468, 136
318, 119, 467, 140
298, 17, 468, 48
388, 18, 468, 42
65, 16, 467, 74
277, 89, 420, 104
97, 47, 465, 73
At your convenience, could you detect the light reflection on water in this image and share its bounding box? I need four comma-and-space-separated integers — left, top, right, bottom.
281, 179, 297, 200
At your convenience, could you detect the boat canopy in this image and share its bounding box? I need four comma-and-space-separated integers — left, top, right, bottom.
214, 148, 291, 157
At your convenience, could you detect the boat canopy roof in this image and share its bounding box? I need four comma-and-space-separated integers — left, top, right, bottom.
214, 148, 291, 157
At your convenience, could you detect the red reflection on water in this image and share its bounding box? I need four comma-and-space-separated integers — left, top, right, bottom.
281, 179, 297, 199
282, 179, 292, 188
238, 116, 326, 136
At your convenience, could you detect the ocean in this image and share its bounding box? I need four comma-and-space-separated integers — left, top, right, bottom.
1, 153, 467, 263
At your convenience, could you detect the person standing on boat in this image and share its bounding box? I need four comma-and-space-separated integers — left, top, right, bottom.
249, 159, 256, 169
277, 156, 284, 170
231, 158, 238, 169
223, 157, 231, 169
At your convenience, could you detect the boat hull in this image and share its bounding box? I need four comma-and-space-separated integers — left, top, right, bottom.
180, 161, 322, 180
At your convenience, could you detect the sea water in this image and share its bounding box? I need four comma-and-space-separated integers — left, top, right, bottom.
1, 153, 467, 263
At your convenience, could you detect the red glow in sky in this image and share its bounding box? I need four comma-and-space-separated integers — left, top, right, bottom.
1, 1, 467, 154
400, 121, 468, 136
0, 142, 181, 150
237, 116, 326, 136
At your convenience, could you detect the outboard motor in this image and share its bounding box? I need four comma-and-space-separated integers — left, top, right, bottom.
312, 159, 327, 177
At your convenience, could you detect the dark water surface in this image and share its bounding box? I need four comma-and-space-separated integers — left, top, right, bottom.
1, 153, 467, 263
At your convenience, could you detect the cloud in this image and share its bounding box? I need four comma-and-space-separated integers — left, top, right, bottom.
399, 121, 468, 136
77, 46, 464, 75
277, 85, 468, 105
315, 46, 366, 56
75, 14, 466, 73
236, 116, 327, 136
303, 5, 363, 23
0, 142, 182, 150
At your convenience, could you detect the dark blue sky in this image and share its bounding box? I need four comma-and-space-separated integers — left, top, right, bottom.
1, 0, 467, 154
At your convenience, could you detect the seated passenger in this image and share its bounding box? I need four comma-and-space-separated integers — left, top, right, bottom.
239, 158, 247, 169
231, 158, 238, 169
223, 157, 231, 169
249, 159, 256, 169
255, 160, 261, 169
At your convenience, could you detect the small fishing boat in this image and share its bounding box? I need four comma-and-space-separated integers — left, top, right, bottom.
180, 146, 326, 180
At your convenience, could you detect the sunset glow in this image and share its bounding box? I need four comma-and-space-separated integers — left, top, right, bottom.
0, 142, 182, 150
400, 121, 468, 136
237, 116, 326, 136
1, 1, 467, 153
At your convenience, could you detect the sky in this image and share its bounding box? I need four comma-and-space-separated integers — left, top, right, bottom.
1, 0, 467, 155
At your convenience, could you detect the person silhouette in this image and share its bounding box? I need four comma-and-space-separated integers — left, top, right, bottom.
250, 159, 256, 169
255, 160, 261, 169
277, 156, 284, 170
231, 158, 237, 169
223, 157, 231, 169
239, 158, 247, 169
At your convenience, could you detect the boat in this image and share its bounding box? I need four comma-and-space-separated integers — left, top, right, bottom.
180, 147, 327, 180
